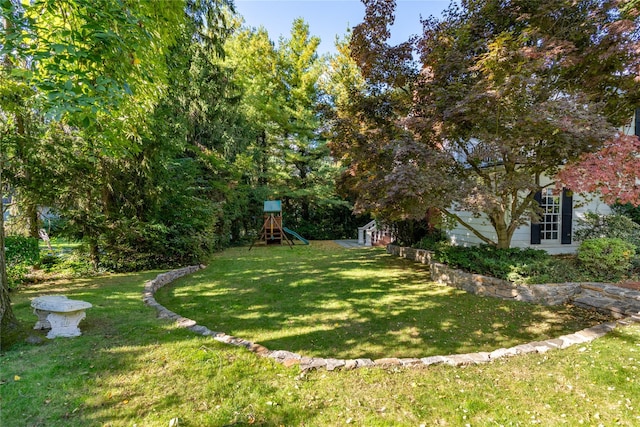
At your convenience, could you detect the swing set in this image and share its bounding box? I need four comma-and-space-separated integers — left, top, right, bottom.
249, 200, 309, 250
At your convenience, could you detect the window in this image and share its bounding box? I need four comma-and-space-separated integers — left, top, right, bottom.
540, 188, 561, 241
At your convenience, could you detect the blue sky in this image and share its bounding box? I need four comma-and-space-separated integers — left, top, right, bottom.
234, 0, 451, 55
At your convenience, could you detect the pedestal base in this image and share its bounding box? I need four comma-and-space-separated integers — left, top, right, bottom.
45, 311, 87, 338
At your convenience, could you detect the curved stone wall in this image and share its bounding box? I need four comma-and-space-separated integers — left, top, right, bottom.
143, 263, 640, 372
387, 245, 640, 318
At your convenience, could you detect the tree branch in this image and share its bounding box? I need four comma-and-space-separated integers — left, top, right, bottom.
442, 209, 496, 246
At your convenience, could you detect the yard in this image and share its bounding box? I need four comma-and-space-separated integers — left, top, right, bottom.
2, 242, 639, 426
155, 242, 611, 360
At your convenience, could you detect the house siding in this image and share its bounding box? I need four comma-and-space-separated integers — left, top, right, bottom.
446, 112, 635, 254
447, 176, 612, 254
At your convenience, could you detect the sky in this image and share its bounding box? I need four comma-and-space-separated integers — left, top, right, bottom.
234, 0, 451, 55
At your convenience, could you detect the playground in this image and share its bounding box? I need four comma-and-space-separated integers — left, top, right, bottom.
250, 200, 309, 249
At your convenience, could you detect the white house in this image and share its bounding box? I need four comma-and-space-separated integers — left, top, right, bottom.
447, 183, 612, 255
447, 109, 639, 254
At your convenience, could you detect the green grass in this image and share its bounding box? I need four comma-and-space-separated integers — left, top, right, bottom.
156, 242, 610, 360
2, 242, 639, 426
38, 237, 81, 254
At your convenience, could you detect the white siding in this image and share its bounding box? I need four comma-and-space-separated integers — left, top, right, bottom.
446, 111, 635, 254
447, 177, 612, 254
447, 211, 497, 248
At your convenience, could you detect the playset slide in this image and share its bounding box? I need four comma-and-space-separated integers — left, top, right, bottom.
283, 227, 310, 245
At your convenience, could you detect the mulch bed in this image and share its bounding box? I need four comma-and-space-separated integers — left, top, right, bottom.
615, 281, 640, 291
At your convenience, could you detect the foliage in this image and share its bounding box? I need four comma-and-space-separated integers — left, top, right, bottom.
0, 0, 184, 345
333, 0, 640, 249
506, 256, 586, 285
413, 231, 448, 251
432, 244, 550, 281
391, 219, 441, 247
224, 19, 353, 240
414, 236, 637, 284
557, 135, 640, 207
4, 236, 39, 288
1, 0, 184, 127
1, 1, 245, 274
577, 238, 636, 281
36, 249, 96, 278
613, 202, 640, 225
284, 204, 367, 240
4, 235, 39, 266
575, 212, 640, 249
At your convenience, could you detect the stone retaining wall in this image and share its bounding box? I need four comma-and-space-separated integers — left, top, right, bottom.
387, 244, 640, 317
143, 262, 640, 372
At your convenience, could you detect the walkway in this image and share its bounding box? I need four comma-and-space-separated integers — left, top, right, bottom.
333, 239, 366, 248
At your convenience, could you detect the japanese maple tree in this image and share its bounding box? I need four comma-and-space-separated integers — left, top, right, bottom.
331, 0, 640, 248
557, 134, 640, 207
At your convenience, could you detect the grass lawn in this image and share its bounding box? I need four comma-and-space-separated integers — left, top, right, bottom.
156, 242, 611, 360
38, 237, 81, 254
1, 241, 638, 426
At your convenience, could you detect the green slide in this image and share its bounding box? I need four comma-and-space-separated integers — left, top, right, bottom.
283, 227, 310, 245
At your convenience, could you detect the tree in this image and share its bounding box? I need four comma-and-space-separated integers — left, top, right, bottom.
42, 0, 241, 269
335, 0, 640, 248
225, 19, 351, 239
557, 134, 640, 207
0, 0, 185, 348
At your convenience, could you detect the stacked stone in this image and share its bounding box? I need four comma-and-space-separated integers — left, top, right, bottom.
388, 244, 640, 313
573, 283, 640, 318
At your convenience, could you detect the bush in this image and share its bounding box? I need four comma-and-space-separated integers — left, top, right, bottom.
432, 244, 549, 280
413, 231, 448, 251
5, 235, 40, 288
577, 238, 635, 281
612, 203, 640, 225
506, 256, 586, 285
5, 235, 39, 265
575, 212, 640, 249
44, 250, 95, 277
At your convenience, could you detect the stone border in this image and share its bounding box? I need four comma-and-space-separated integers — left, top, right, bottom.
387, 245, 640, 317
143, 264, 640, 372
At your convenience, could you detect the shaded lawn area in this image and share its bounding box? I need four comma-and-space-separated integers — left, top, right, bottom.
155, 241, 611, 359
3, 262, 639, 426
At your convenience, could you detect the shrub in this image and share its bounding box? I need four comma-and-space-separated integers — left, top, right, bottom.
413, 231, 448, 251
575, 212, 640, 249
612, 203, 640, 225
577, 238, 635, 281
5, 235, 39, 288
432, 244, 549, 280
506, 256, 586, 285
45, 251, 95, 277
5, 235, 40, 265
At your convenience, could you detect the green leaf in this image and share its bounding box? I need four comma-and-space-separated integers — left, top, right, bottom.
46, 91, 61, 101
9, 68, 33, 80
51, 43, 66, 54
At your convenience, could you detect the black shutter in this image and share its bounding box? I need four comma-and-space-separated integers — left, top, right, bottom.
561, 188, 573, 245
635, 108, 640, 137
531, 191, 542, 245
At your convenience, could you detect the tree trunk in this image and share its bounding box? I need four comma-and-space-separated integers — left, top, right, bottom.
258, 130, 268, 186
0, 11, 25, 350
495, 229, 512, 249
491, 212, 514, 249
89, 239, 100, 271
26, 202, 39, 238
1, 158, 24, 350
